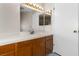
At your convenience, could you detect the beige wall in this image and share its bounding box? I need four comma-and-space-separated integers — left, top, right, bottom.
0, 3, 20, 33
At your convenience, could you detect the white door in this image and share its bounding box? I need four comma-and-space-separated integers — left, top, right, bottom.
53, 3, 78, 56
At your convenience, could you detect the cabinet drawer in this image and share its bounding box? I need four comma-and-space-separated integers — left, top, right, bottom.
0, 44, 15, 55
33, 38, 45, 47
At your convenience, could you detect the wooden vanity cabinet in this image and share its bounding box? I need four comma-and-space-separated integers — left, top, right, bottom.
0, 43, 16, 56
33, 37, 46, 56
0, 35, 53, 56
45, 35, 53, 55
16, 40, 33, 56
32, 35, 53, 56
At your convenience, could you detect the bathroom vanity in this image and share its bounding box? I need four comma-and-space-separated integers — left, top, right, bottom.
0, 35, 53, 56
0, 3, 53, 56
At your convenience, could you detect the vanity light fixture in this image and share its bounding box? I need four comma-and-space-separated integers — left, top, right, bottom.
21, 3, 44, 13
45, 10, 52, 15
21, 3, 52, 15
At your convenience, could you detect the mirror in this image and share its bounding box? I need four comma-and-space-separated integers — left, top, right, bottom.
20, 3, 44, 34
20, 3, 52, 34
20, 5, 33, 33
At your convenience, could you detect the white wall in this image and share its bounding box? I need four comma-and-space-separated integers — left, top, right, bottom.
20, 12, 32, 32
0, 3, 20, 33
53, 3, 78, 56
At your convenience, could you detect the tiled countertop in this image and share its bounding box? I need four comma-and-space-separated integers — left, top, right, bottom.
0, 32, 52, 46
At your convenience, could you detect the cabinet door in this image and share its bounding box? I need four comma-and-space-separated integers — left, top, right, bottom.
17, 41, 33, 56
46, 35, 53, 55
0, 44, 15, 56
33, 38, 45, 56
